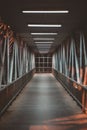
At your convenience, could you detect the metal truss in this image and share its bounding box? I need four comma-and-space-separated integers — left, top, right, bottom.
52, 32, 87, 85
0, 23, 35, 87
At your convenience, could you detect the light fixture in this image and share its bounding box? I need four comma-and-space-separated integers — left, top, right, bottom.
39, 51, 49, 53
28, 24, 62, 27
35, 41, 53, 43
38, 47, 50, 48
36, 46, 51, 48
37, 46, 51, 48
38, 48, 50, 51
31, 33, 57, 35
33, 38, 54, 40
38, 50, 49, 53
36, 45, 52, 48
36, 44, 51, 46
37, 48, 50, 50
22, 10, 69, 13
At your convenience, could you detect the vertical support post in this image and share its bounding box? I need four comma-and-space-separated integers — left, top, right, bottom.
60, 45, 63, 73
82, 89, 87, 113
28, 52, 30, 72
26, 47, 28, 73
7, 37, 10, 83
82, 33, 87, 85
19, 45, 22, 76
85, 91, 87, 113
74, 43, 80, 83
80, 33, 83, 84
71, 39, 74, 79
9, 44, 14, 82
66, 43, 69, 76
63, 46, 65, 74
69, 40, 72, 77
14, 42, 17, 80
0, 38, 7, 86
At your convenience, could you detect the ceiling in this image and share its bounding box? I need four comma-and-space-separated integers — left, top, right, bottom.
0, 0, 87, 53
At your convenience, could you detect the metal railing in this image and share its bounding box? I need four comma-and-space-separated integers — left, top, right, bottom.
52, 69, 87, 113
0, 69, 35, 116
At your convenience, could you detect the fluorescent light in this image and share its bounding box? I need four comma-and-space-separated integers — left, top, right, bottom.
37, 45, 51, 47
36, 44, 51, 47
36, 44, 51, 46
38, 47, 50, 49
31, 33, 57, 35
37, 46, 51, 48
38, 49, 49, 51
22, 10, 69, 13
35, 41, 53, 43
28, 24, 62, 27
37, 47, 51, 49
38, 50, 50, 52
39, 51, 49, 53
33, 38, 54, 40
39, 50, 49, 52
39, 50, 48, 51
37, 48, 50, 49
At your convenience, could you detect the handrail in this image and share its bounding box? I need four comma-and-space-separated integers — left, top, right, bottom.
54, 69, 87, 89
0, 69, 35, 91
52, 68, 87, 113
0, 69, 35, 116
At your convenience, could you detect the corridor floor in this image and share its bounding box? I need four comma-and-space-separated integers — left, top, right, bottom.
0, 74, 87, 130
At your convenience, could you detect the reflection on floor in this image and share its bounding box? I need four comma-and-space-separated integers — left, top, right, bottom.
0, 74, 87, 130
30, 114, 87, 130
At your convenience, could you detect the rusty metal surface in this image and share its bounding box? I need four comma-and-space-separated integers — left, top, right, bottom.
0, 74, 87, 130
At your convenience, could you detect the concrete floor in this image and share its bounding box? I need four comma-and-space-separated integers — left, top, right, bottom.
0, 74, 87, 130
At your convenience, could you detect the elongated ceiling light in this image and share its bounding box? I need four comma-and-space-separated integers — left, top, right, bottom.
37, 45, 51, 47
35, 41, 53, 43
37, 47, 51, 49
33, 38, 54, 40
31, 33, 57, 35
28, 24, 62, 27
39, 51, 49, 53
38, 46, 50, 48
36, 44, 51, 46
22, 10, 69, 13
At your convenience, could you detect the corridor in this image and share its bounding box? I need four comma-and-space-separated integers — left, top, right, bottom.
0, 74, 87, 130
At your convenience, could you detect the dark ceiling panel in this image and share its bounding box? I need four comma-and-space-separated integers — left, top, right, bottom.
0, 0, 87, 53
